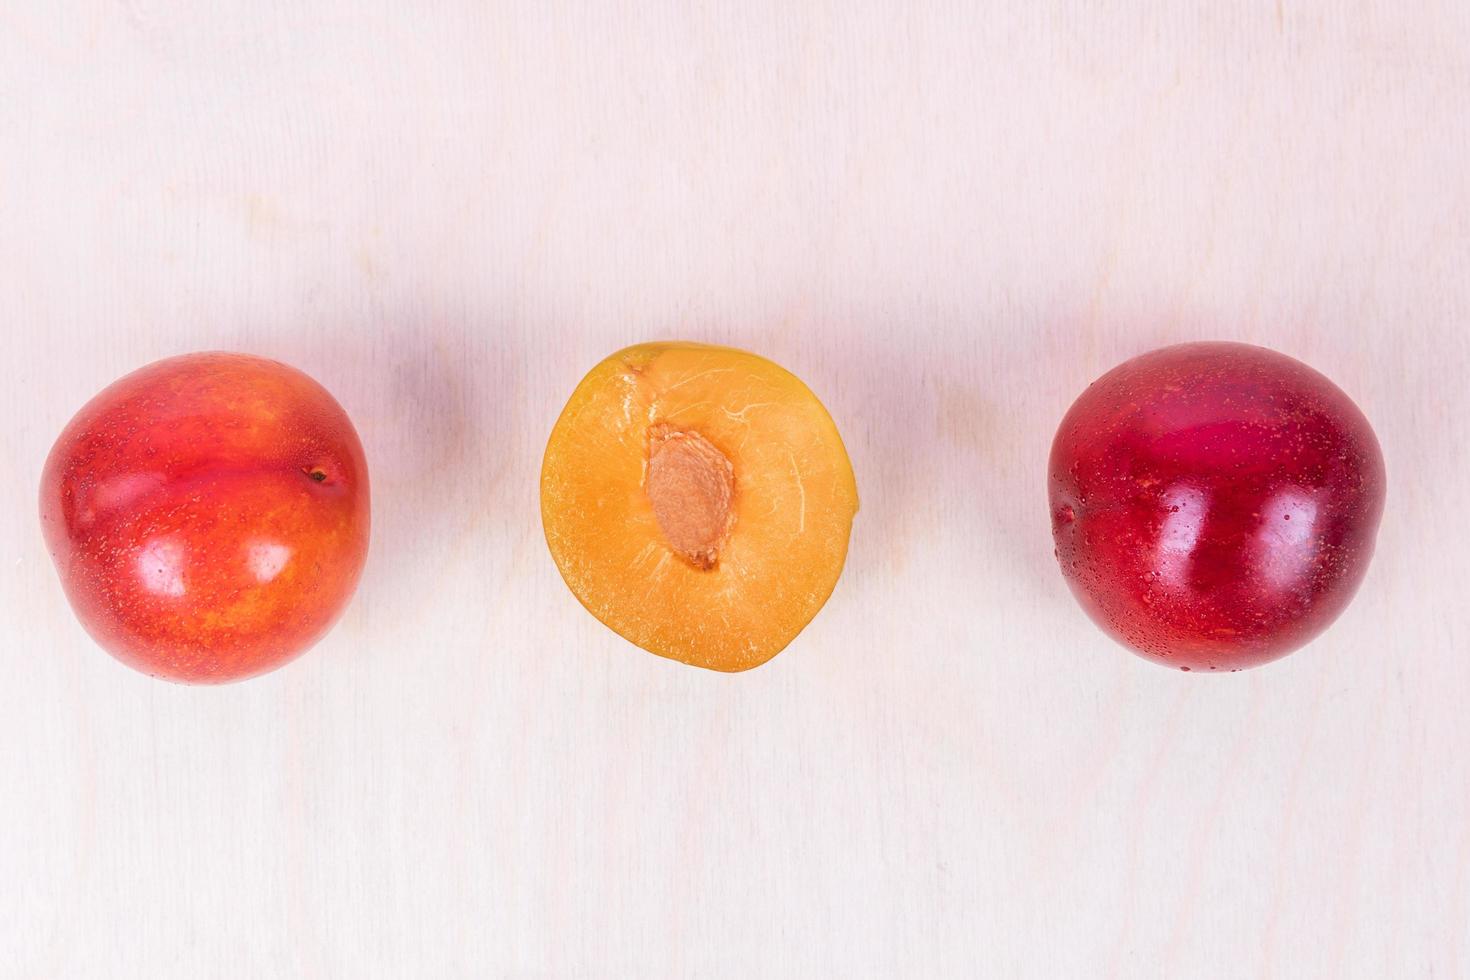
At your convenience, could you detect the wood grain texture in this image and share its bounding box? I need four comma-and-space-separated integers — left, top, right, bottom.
2, 2, 1468, 977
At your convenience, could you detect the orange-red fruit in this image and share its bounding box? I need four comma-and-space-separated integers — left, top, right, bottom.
40, 353, 370, 683
541, 342, 859, 671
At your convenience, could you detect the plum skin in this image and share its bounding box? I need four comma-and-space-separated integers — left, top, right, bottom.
1048, 342, 1385, 672
40, 352, 370, 684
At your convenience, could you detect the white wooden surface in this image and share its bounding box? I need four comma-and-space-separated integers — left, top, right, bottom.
3, 3, 1469, 978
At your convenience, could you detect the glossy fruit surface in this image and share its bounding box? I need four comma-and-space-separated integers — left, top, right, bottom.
541, 342, 858, 671
1049, 342, 1385, 671
40, 353, 370, 683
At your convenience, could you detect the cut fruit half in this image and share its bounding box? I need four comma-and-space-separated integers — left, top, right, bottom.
540, 341, 859, 671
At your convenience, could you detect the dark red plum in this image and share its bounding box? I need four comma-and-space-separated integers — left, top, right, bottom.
1049, 342, 1385, 671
